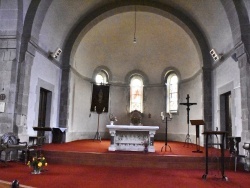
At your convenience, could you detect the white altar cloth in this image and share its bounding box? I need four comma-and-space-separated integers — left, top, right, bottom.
106, 125, 159, 152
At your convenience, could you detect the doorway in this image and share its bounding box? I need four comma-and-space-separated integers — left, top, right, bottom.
220, 91, 232, 149
37, 88, 52, 142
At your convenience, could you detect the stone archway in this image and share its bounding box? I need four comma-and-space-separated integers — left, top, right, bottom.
221, 0, 250, 143
14, 0, 53, 135
59, 1, 212, 131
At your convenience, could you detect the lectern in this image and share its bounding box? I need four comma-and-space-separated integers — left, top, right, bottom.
190, 120, 205, 153
32, 127, 52, 144
32, 127, 52, 152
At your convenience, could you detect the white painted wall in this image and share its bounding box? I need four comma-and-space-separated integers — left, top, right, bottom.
212, 58, 242, 136
27, 52, 61, 142
67, 68, 203, 143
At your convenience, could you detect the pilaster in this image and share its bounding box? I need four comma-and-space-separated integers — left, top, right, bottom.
235, 42, 250, 143
0, 36, 17, 133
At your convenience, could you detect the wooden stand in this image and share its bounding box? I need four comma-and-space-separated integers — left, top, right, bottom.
202, 131, 228, 181
32, 127, 52, 144
190, 120, 204, 153
32, 127, 52, 153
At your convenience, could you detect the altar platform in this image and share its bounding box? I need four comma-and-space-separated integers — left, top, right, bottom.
41, 140, 235, 170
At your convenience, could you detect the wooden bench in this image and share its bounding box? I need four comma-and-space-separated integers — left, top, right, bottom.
0, 132, 28, 165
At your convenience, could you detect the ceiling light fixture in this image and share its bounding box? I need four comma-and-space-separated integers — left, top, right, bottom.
133, 5, 137, 44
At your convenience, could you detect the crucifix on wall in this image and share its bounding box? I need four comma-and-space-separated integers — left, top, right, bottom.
180, 94, 197, 147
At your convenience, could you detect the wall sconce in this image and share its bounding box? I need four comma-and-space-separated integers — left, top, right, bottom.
50, 48, 62, 59
210, 49, 221, 62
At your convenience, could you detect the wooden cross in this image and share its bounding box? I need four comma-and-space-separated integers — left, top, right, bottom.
180, 94, 197, 146
180, 94, 197, 125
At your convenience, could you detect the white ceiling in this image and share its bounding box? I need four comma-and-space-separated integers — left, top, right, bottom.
74, 11, 200, 83
35, 0, 234, 83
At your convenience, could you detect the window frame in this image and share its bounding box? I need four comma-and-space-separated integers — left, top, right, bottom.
129, 75, 144, 113
165, 71, 179, 114
95, 69, 109, 85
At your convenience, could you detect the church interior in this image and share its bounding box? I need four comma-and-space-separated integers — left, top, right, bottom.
1, 0, 250, 187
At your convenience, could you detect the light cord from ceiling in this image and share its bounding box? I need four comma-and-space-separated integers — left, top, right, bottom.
133, 5, 137, 44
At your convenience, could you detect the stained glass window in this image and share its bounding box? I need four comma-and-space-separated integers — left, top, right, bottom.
130, 76, 143, 112
166, 73, 178, 113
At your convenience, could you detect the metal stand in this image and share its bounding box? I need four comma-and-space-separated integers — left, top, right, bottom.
202, 131, 228, 181
93, 114, 101, 142
180, 94, 197, 147
161, 114, 172, 152
184, 132, 192, 147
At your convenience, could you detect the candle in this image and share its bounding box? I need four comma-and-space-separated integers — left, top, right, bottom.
161, 112, 164, 120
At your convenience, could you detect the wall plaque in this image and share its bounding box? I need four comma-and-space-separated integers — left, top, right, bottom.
0, 102, 5, 113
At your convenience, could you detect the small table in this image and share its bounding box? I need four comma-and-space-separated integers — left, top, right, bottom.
52, 128, 67, 143
202, 131, 228, 181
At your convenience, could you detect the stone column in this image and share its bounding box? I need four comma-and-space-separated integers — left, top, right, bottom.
148, 131, 156, 152
202, 67, 212, 131
108, 130, 116, 151
14, 41, 36, 137
0, 37, 17, 133
236, 42, 250, 145
59, 67, 70, 128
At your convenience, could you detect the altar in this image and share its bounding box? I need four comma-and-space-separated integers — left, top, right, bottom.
106, 125, 159, 152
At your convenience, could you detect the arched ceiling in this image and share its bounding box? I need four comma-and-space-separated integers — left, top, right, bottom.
74, 11, 199, 82
35, 0, 234, 83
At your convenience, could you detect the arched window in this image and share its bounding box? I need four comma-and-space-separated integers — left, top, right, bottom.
130, 76, 143, 112
166, 72, 179, 113
95, 70, 108, 84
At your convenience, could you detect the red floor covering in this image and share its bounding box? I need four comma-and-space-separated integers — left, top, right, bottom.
41, 140, 229, 157
1, 162, 250, 188
0, 140, 247, 188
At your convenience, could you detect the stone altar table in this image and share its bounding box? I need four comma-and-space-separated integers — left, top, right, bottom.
106, 125, 159, 152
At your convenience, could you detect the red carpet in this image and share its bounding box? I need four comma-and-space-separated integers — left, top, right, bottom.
42, 140, 227, 156
1, 162, 250, 188
41, 140, 231, 169
1, 140, 249, 188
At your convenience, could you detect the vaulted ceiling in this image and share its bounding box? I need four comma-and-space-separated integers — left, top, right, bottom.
32, 0, 234, 83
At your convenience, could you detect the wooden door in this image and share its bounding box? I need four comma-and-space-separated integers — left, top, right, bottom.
225, 92, 232, 148
38, 88, 48, 128
220, 92, 232, 149
37, 88, 51, 143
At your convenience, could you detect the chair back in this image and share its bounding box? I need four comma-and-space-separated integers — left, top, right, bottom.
1, 132, 19, 145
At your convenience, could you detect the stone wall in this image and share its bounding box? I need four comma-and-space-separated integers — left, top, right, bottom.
0, 0, 18, 134
0, 37, 16, 134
